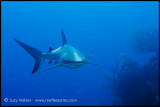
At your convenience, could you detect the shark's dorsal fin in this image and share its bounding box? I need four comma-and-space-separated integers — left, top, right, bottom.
61, 29, 67, 45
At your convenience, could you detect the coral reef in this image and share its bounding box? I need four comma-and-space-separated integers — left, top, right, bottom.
105, 29, 159, 106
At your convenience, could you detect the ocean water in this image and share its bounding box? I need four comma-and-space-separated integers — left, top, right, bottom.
1, 1, 159, 106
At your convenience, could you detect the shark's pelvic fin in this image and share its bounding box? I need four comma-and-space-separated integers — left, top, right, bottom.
13, 38, 45, 74
61, 29, 67, 45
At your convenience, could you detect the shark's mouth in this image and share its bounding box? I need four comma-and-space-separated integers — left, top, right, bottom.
64, 60, 85, 63
62, 60, 86, 68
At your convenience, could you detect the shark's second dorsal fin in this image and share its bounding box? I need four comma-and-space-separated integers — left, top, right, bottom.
48, 61, 52, 64
48, 47, 53, 52
61, 29, 67, 45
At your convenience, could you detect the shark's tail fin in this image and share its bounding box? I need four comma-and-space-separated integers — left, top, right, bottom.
13, 38, 45, 74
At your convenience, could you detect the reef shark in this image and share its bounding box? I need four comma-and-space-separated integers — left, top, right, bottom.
14, 29, 97, 74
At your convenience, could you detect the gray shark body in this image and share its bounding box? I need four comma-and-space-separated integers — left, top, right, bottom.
43, 44, 87, 68
14, 30, 94, 74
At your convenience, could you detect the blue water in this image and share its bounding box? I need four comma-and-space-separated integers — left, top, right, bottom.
1, 1, 159, 106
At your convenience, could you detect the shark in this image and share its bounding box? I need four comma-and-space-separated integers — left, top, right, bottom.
14, 29, 98, 74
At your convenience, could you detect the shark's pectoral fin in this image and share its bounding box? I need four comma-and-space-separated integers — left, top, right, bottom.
85, 62, 100, 65
34, 64, 61, 75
